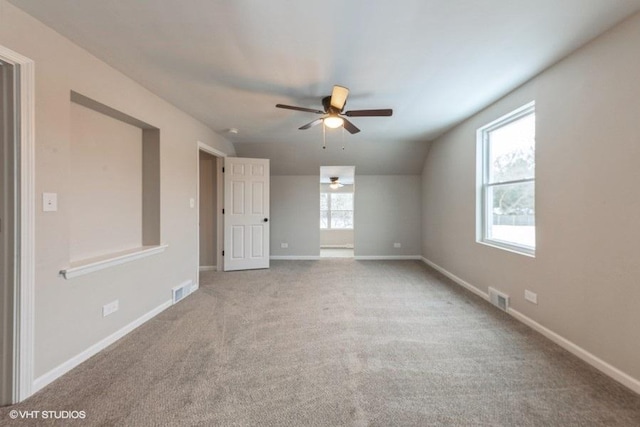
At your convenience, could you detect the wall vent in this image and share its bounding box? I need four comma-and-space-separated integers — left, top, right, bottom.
488, 287, 509, 311
172, 280, 193, 304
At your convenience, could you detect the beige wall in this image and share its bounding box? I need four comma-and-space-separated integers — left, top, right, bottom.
0, 0, 235, 378
320, 230, 354, 247
355, 175, 422, 257
271, 175, 422, 258
199, 151, 217, 267
422, 12, 640, 382
69, 101, 142, 261
270, 175, 320, 257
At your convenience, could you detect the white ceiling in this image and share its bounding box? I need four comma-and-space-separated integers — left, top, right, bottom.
9, 0, 640, 174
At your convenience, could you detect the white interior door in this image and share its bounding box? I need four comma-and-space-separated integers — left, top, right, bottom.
224, 157, 270, 271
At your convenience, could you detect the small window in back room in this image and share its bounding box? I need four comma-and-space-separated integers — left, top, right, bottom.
477, 102, 535, 256
320, 192, 354, 230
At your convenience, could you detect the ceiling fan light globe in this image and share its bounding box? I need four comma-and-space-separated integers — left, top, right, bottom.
324, 116, 344, 129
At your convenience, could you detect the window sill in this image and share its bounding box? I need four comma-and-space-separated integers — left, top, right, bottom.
477, 239, 535, 258
60, 244, 169, 279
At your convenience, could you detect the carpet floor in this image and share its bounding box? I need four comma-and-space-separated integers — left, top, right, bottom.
2, 260, 640, 426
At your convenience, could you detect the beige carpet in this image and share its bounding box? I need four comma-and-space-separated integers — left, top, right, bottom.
2, 260, 640, 426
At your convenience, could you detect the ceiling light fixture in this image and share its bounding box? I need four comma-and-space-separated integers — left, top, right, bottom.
324, 115, 344, 129
329, 177, 344, 189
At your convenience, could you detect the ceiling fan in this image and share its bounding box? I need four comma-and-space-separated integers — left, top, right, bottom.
329, 177, 344, 189
276, 85, 392, 134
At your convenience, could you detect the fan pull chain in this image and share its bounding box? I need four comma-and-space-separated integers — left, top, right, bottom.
341, 127, 345, 150
322, 123, 326, 150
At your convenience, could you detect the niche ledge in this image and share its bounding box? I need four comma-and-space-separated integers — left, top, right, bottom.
60, 244, 168, 279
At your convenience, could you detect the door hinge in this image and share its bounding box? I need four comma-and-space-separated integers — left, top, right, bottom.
222, 208, 225, 214
222, 167, 225, 173
222, 250, 225, 256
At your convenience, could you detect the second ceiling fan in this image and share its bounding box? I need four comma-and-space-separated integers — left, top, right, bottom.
276, 85, 392, 134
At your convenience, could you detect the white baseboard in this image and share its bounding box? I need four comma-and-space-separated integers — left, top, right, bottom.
507, 307, 640, 394
354, 255, 422, 261
32, 299, 172, 394
421, 257, 490, 301
421, 257, 640, 395
320, 244, 354, 249
190, 282, 199, 293
199, 266, 216, 272
271, 255, 421, 261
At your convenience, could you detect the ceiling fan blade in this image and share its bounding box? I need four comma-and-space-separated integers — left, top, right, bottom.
330, 85, 349, 111
344, 109, 393, 117
299, 118, 324, 130
276, 104, 324, 114
342, 118, 360, 134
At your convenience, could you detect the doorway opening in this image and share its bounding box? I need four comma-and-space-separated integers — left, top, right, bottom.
197, 143, 225, 284
1, 58, 16, 407
0, 44, 35, 404
320, 166, 355, 258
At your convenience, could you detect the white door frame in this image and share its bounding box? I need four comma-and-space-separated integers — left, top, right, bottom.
0, 45, 35, 403
196, 141, 226, 284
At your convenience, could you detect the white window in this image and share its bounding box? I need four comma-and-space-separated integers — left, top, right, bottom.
320, 192, 354, 229
477, 102, 535, 255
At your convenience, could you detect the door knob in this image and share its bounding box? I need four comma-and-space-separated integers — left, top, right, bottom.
263, 218, 269, 222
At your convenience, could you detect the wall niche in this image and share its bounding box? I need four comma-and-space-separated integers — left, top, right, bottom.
61, 91, 162, 279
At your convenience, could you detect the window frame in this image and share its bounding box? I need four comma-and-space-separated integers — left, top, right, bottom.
320, 191, 354, 230
476, 101, 536, 257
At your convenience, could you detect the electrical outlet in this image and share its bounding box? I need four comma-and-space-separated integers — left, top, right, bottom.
189, 198, 195, 208
525, 290, 538, 305
103, 300, 119, 317
393, 242, 401, 248
281, 243, 288, 248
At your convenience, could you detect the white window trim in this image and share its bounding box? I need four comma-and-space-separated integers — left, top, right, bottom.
476, 101, 536, 257
320, 192, 354, 230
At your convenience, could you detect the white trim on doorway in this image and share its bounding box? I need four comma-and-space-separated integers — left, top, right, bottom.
0, 45, 36, 403
196, 141, 226, 284
197, 142, 226, 159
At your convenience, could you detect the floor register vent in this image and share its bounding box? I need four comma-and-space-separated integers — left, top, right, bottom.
172, 280, 193, 304
489, 287, 509, 311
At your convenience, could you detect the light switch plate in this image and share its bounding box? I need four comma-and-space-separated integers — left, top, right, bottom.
43, 193, 58, 212
103, 300, 119, 317
525, 290, 538, 305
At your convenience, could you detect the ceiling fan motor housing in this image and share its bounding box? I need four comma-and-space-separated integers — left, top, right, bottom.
322, 96, 342, 114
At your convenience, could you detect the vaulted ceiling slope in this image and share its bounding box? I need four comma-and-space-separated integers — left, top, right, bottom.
9, 0, 640, 174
